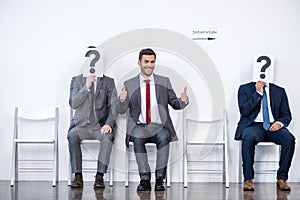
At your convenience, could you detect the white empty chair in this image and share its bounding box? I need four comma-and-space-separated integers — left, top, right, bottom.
183, 109, 229, 188
10, 107, 59, 187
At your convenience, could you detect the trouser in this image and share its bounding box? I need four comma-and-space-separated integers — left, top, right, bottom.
68, 125, 114, 174
131, 123, 171, 181
242, 122, 295, 181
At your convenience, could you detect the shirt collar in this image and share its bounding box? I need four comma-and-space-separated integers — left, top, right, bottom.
139, 73, 154, 83
265, 82, 269, 88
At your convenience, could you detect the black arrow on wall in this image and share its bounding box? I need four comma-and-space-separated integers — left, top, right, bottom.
192, 37, 216, 41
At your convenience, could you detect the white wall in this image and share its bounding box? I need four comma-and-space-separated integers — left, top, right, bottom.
0, 0, 299, 182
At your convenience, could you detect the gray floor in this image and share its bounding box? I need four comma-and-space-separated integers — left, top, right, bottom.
1, 181, 299, 200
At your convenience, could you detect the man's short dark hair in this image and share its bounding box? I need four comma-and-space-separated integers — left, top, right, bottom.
139, 48, 156, 61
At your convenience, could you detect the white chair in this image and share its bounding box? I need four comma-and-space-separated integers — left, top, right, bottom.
10, 107, 59, 187
125, 142, 171, 187
183, 109, 229, 188
68, 109, 113, 186
238, 141, 280, 183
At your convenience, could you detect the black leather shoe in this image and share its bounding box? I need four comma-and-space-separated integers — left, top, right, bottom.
71, 174, 83, 188
155, 179, 165, 191
94, 174, 105, 188
137, 180, 151, 191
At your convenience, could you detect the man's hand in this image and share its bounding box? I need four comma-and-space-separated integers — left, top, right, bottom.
101, 124, 112, 134
120, 85, 128, 101
255, 81, 265, 93
86, 75, 96, 90
181, 86, 188, 102
269, 122, 282, 132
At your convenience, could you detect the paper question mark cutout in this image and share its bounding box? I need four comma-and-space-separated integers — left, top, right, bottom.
85, 50, 100, 74
257, 56, 271, 79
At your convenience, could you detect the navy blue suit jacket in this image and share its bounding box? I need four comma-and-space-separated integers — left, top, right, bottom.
234, 82, 292, 140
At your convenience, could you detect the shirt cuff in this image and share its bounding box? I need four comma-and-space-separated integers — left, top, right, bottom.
119, 97, 125, 103
86, 85, 92, 92
275, 121, 284, 128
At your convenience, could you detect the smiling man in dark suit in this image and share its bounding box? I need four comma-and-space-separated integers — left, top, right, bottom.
68, 73, 117, 188
235, 80, 295, 191
117, 48, 189, 191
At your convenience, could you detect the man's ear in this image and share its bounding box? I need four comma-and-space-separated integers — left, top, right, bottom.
138, 60, 141, 66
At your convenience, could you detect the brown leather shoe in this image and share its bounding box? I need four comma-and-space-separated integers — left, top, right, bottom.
277, 179, 291, 191
94, 174, 105, 188
243, 179, 254, 191
71, 174, 83, 188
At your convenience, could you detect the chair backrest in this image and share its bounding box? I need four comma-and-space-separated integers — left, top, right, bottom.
183, 109, 227, 160
13, 107, 59, 141
183, 109, 227, 143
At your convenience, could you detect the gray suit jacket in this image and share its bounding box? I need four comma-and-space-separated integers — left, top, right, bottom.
69, 74, 117, 130
117, 73, 188, 146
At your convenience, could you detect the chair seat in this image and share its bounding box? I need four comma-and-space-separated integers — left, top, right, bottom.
14, 139, 55, 143
187, 141, 226, 145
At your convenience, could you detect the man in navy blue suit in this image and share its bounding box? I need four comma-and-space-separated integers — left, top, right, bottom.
235, 80, 295, 191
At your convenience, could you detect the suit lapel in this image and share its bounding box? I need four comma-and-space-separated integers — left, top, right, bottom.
153, 74, 160, 102
80, 75, 93, 104
133, 75, 141, 107
269, 83, 275, 116
95, 77, 103, 97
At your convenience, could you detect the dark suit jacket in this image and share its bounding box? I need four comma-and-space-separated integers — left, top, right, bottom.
117, 74, 188, 146
69, 74, 117, 130
234, 82, 292, 140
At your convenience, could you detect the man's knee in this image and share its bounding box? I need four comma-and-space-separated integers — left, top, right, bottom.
132, 137, 146, 147
67, 128, 80, 143
102, 133, 114, 143
280, 129, 295, 146
156, 130, 170, 148
242, 127, 259, 144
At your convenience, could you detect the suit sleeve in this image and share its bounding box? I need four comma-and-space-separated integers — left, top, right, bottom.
238, 85, 262, 118
69, 77, 90, 109
117, 82, 130, 114
278, 88, 292, 127
105, 79, 118, 128
167, 78, 188, 110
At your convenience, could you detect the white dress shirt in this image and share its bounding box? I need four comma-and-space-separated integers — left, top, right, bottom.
138, 74, 162, 124
254, 83, 284, 128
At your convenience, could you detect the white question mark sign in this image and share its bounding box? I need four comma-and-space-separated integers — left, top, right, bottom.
253, 54, 274, 83
85, 49, 100, 74
257, 55, 271, 79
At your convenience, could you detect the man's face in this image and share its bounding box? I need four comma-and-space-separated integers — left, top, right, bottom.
138, 55, 155, 77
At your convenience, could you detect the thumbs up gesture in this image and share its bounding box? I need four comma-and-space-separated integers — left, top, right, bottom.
120, 85, 128, 101
181, 86, 188, 103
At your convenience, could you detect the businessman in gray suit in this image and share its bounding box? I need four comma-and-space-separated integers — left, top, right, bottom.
68, 74, 117, 188
118, 48, 189, 191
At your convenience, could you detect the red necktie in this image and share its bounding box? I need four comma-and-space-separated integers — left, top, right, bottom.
144, 80, 151, 124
